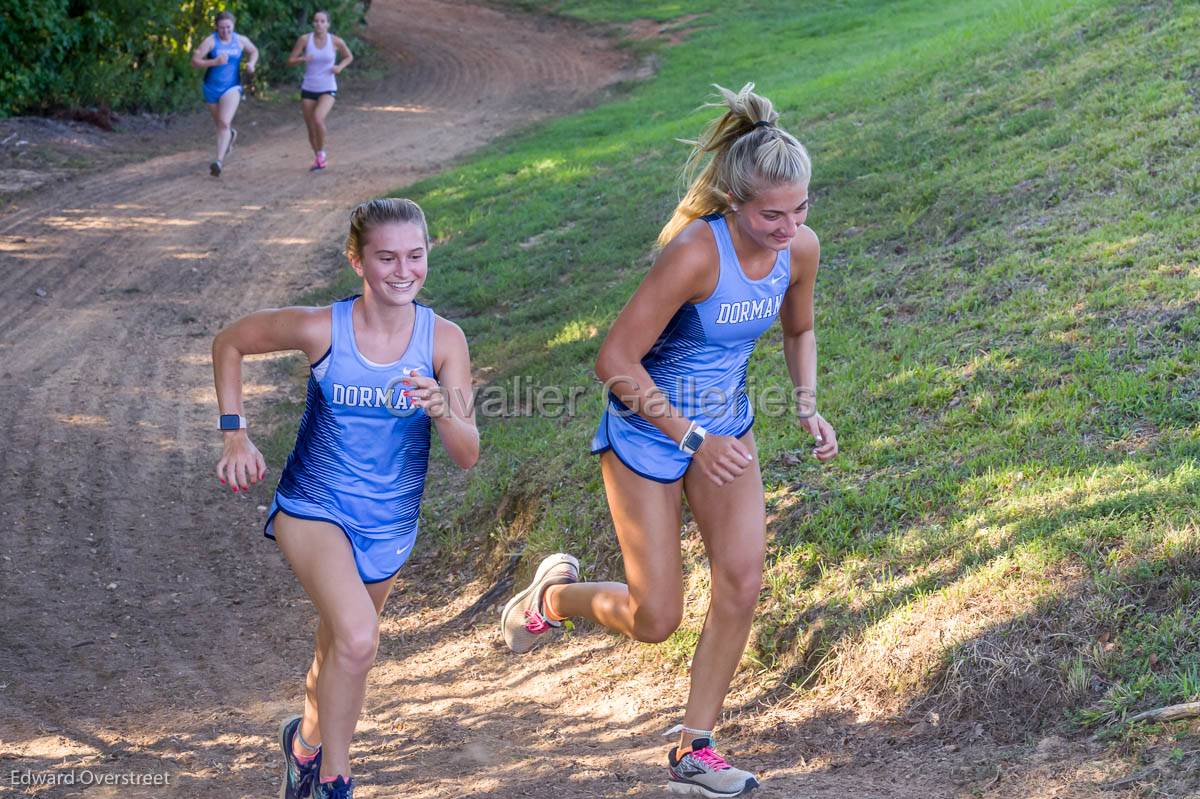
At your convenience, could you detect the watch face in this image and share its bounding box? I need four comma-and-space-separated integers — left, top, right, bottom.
219, 414, 242, 430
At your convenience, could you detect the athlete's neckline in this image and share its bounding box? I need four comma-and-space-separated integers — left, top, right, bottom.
347, 297, 420, 371
718, 215, 785, 286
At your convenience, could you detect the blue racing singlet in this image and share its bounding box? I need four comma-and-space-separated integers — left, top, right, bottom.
203, 32, 243, 103
266, 297, 435, 571
591, 213, 791, 482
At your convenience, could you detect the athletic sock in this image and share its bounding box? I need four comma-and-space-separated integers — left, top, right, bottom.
294, 726, 320, 762
542, 586, 565, 622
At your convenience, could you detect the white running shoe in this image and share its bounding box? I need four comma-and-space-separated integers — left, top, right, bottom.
500, 553, 579, 654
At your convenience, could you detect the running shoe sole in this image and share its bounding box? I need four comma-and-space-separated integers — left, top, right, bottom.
500, 553, 578, 654
667, 776, 759, 798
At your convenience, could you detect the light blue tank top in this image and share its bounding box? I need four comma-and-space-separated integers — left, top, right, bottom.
204, 32, 243, 93
631, 213, 791, 428
274, 297, 434, 540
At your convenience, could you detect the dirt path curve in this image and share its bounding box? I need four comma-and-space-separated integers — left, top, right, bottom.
0, 3, 1138, 798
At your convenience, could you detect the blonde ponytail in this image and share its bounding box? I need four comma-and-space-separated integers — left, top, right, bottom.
657, 83, 810, 247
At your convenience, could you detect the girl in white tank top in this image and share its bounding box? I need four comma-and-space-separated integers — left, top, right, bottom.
302, 31, 338, 94
287, 10, 354, 171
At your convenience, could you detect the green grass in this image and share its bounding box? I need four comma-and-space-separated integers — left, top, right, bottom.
296, 0, 1200, 736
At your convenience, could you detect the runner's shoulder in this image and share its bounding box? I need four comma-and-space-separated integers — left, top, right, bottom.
655, 217, 720, 285
789, 225, 820, 280
283, 305, 333, 360
432, 313, 467, 348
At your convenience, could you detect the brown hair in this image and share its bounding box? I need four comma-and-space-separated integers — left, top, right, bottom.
658, 83, 811, 247
313, 9, 330, 22
214, 10, 234, 25
345, 198, 429, 262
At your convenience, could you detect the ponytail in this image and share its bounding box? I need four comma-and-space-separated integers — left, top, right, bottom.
657, 83, 810, 248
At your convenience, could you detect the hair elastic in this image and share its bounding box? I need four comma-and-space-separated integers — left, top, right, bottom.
753, 119, 773, 129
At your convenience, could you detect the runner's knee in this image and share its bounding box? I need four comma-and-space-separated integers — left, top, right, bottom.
632, 601, 682, 643
712, 565, 764, 616
329, 620, 379, 674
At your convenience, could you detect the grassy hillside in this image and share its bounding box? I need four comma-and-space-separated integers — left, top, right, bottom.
300, 0, 1199, 738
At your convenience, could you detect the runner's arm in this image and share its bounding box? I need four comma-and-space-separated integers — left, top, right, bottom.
595, 225, 715, 446
780, 228, 837, 460
191, 35, 220, 68
211, 307, 331, 490
287, 35, 310, 66
332, 37, 354, 74
240, 36, 259, 73
407, 317, 478, 469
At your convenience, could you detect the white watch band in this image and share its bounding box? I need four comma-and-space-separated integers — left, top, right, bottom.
679, 421, 707, 454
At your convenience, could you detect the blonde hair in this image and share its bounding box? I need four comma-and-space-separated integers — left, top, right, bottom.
345, 198, 429, 262
658, 83, 811, 247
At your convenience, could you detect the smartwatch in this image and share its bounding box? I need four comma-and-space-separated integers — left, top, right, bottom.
218, 414, 246, 431
679, 421, 706, 454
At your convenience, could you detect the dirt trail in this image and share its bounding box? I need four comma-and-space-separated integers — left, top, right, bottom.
0, 3, 1148, 798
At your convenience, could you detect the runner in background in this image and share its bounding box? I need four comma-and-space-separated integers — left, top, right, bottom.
288, 10, 354, 171
191, 10, 259, 177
